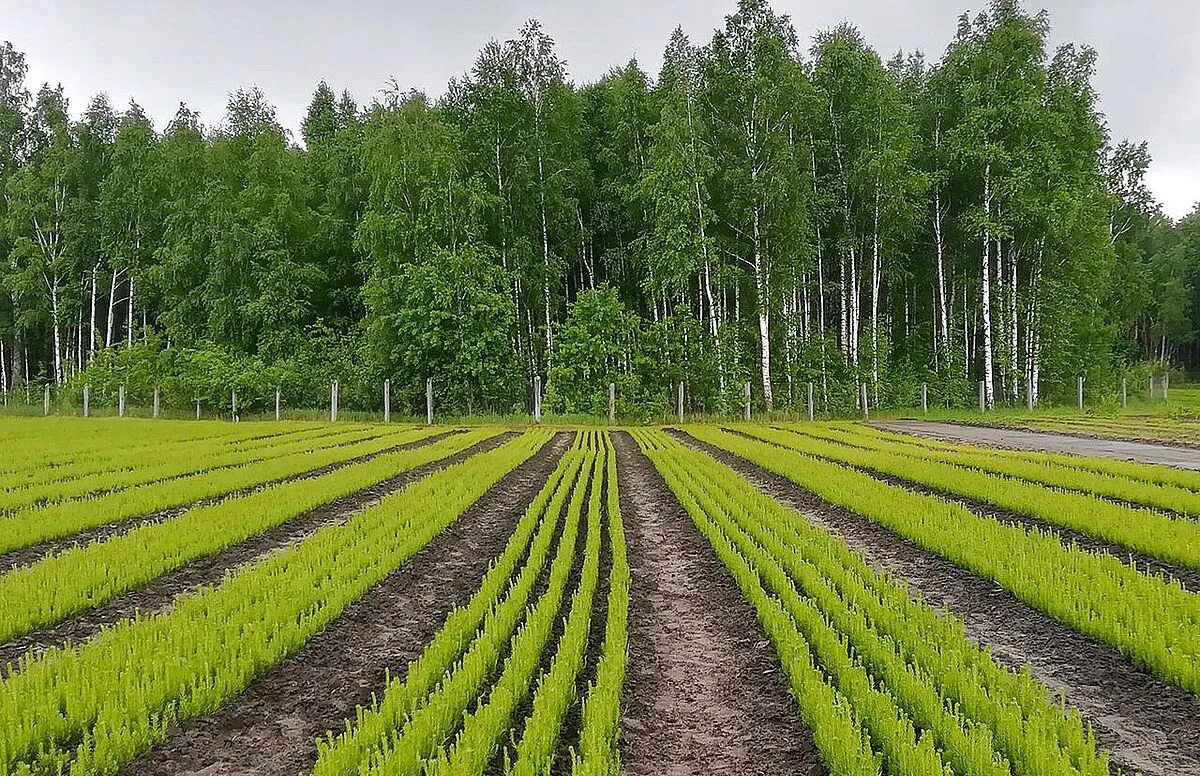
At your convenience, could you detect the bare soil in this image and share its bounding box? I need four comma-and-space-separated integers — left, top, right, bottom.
0, 432, 512, 668
680, 430, 1200, 776
875, 420, 1200, 469
0, 429, 458, 571
613, 431, 823, 776
118, 430, 572, 776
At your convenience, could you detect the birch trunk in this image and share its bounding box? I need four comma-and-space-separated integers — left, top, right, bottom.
89, 265, 98, 361
839, 249, 848, 354
127, 273, 135, 347
980, 163, 995, 409
537, 142, 552, 352
8, 296, 22, 389
849, 244, 860, 366
933, 186, 949, 365
75, 301, 83, 374
105, 266, 121, 349
48, 275, 63, 385
1009, 244, 1019, 399
811, 141, 829, 405
753, 201, 772, 412
870, 184, 881, 407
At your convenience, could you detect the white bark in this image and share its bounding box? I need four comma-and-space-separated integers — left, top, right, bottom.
48, 275, 63, 385
105, 266, 121, 349
933, 186, 949, 365
753, 200, 773, 412
89, 266, 98, 361
811, 140, 829, 406
980, 163, 995, 409
127, 273, 135, 347
870, 183, 881, 406
1009, 244, 1018, 399
848, 244, 860, 366
839, 249, 848, 354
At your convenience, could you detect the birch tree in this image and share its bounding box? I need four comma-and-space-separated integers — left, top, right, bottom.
706, 0, 808, 411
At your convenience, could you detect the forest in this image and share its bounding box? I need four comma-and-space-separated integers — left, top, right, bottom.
0, 0, 1197, 418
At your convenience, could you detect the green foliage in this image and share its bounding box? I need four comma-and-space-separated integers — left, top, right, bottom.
0, 423, 428, 555
0, 429, 551, 775
750, 423, 1200, 567
0, 427, 482, 643
696, 424, 1200, 695
638, 427, 1110, 775
546, 287, 640, 415
0, 1, 1192, 416
364, 245, 520, 415
311, 431, 623, 776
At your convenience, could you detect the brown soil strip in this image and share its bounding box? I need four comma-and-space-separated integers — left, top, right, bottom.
678, 430, 1200, 776
875, 420, 1200, 468
613, 431, 823, 776
0, 433, 515, 668
0, 430, 459, 572
738, 428, 1200, 592
117, 431, 573, 776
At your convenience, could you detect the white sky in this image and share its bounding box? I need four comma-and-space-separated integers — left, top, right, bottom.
3, 0, 1197, 219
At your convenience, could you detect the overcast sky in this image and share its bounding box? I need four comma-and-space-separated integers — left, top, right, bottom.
2, 0, 1197, 219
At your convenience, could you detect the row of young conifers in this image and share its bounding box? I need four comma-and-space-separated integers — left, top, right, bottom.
0, 416, 1196, 774
0, 422, 630, 775
705, 423, 1200, 695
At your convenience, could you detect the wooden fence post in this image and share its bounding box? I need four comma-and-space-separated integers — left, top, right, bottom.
83, 384, 90, 418
43, 384, 49, 416
608, 382, 615, 424
1164, 373, 1170, 401
383, 380, 390, 423
153, 386, 160, 419
231, 389, 237, 422
978, 380, 985, 412
1121, 378, 1127, 408
196, 400, 201, 420
426, 378, 433, 425
533, 376, 542, 423
118, 383, 126, 418
275, 386, 281, 421
744, 381, 751, 422
1077, 375, 1084, 410
921, 383, 928, 414
807, 382, 815, 422
677, 381, 684, 423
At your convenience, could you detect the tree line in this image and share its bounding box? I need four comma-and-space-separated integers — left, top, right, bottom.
1, 0, 1197, 418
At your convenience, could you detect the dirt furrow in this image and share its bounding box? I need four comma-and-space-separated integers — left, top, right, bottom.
0, 429, 459, 571
613, 431, 822, 776
116, 431, 573, 776
679, 430, 1200, 776
0, 432, 513, 667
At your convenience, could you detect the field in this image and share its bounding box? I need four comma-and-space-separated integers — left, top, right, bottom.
1, 417, 1199, 776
